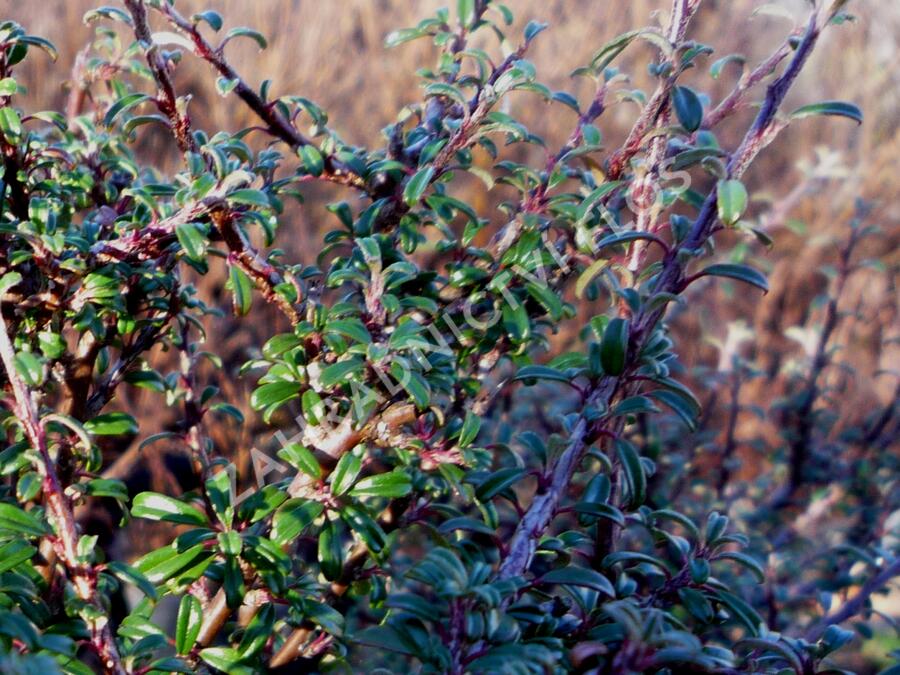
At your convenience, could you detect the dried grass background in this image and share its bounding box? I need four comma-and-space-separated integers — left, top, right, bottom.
2, 0, 898, 618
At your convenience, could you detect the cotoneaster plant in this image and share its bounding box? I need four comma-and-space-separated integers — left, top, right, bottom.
0, 1, 894, 674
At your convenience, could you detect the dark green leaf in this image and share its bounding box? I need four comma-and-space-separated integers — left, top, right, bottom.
476, 468, 525, 502
714, 551, 766, 583
672, 86, 704, 132
513, 365, 571, 384
615, 439, 646, 507
697, 263, 768, 293
277, 442, 321, 479
0, 502, 47, 536
85, 412, 138, 436
103, 93, 150, 127
229, 264, 253, 316
299, 145, 324, 176
132, 492, 208, 526
340, 505, 386, 554
106, 561, 157, 600
600, 317, 629, 376
716, 179, 748, 226
349, 470, 412, 498
403, 166, 434, 207
175, 223, 206, 262
318, 517, 343, 581
250, 381, 300, 411
320, 358, 365, 389
224, 27, 268, 50
271, 499, 323, 545
331, 453, 361, 496
791, 100, 862, 125
539, 566, 615, 596
175, 594, 202, 655
192, 10, 223, 32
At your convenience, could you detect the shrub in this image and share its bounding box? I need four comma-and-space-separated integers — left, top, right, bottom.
0, 1, 895, 673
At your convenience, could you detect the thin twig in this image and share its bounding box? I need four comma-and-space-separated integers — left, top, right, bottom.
497, 7, 826, 583
0, 311, 124, 674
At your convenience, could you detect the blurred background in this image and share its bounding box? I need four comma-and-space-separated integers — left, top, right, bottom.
2, 0, 898, 668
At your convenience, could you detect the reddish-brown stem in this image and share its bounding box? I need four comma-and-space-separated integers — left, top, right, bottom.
0, 312, 124, 674
495, 6, 826, 583
123, 0, 197, 153
151, 2, 368, 192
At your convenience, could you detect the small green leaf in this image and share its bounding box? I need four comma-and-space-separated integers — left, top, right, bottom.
714, 551, 766, 583
192, 10, 223, 32
403, 166, 434, 207
575, 181, 624, 224
600, 317, 629, 376
349, 470, 412, 498
457, 0, 476, 27
357, 237, 382, 270
106, 561, 157, 600
0, 540, 37, 574
330, 453, 361, 496
0, 107, 22, 140
0, 271, 22, 295
340, 505, 386, 554
229, 264, 253, 316
0, 502, 47, 537
249, 381, 300, 411
524, 20, 548, 43
390, 362, 431, 409
791, 100, 862, 125
0, 78, 18, 96
132, 492, 208, 526
458, 411, 481, 448
277, 442, 321, 479
227, 188, 270, 208
671, 86, 704, 132
37, 332, 66, 360
85, 412, 138, 436
612, 395, 659, 417
716, 179, 748, 226
299, 145, 324, 176
320, 358, 365, 389
590, 29, 672, 73
270, 499, 323, 545
224, 27, 268, 50
697, 263, 768, 293
573, 502, 625, 527
318, 517, 344, 581
199, 647, 246, 673
84, 478, 129, 501
175, 223, 207, 262
476, 468, 525, 502
327, 318, 372, 344
175, 594, 202, 655
710, 54, 745, 79
14, 351, 43, 387
425, 83, 468, 110
539, 566, 615, 597
513, 365, 571, 384
501, 300, 530, 343
526, 281, 564, 320
615, 439, 646, 508
384, 28, 428, 48
103, 93, 150, 127
648, 389, 699, 430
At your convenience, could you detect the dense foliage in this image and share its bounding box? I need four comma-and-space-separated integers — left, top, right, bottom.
0, 1, 896, 673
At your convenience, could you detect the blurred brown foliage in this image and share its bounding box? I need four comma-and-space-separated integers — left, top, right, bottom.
4, 0, 897, 560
